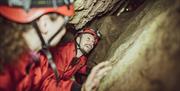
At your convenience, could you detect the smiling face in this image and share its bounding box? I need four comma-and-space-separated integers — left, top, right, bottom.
76, 33, 96, 54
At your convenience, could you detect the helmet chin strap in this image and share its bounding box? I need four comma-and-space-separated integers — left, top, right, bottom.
76, 36, 88, 56
32, 21, 60, 82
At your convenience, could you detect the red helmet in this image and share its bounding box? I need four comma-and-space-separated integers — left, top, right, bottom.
76, 28, 101, 45
0, 0, 74, 23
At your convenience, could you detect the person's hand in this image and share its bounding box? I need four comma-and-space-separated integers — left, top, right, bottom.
81, 61, 112, 91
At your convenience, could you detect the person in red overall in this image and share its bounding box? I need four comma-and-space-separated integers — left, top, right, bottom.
26, 27, 111, 91
39, 28, 104, 91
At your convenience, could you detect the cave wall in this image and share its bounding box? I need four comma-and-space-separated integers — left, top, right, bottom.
88, 0, 146, 67
69, 0, 128, 29
87, 0, 180, 91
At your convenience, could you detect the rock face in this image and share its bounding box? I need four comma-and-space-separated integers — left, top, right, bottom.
70, 0, 130, 29
69, 0, 145, 30
87, 0, 180, 91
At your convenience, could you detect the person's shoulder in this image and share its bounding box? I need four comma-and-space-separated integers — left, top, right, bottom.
60, 40, 75, 48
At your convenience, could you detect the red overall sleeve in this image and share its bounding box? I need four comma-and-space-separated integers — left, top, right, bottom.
32, 53, 49, 86
0, 52, 32, 91
17, 52, 49, 91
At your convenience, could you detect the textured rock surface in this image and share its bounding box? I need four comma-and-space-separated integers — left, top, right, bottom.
70, 0, 128, 29
86, 0, 180, 91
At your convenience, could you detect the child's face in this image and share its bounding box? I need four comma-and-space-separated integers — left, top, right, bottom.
23, 14, 66, 51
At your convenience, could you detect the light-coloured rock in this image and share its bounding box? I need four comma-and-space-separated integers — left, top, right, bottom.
70, 0, 127, 29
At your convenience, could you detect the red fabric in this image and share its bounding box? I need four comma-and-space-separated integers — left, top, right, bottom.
0, 41, 87, 91
16, 52, 49, 91
38, 41, 87, 91
0, 52, 33, 91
